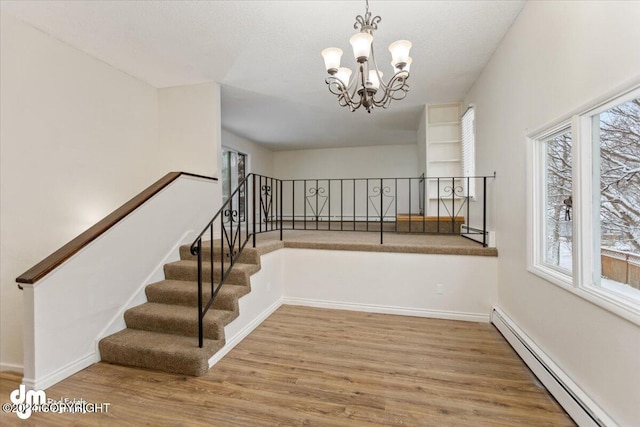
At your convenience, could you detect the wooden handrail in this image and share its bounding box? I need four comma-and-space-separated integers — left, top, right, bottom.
16, 172, 217, 286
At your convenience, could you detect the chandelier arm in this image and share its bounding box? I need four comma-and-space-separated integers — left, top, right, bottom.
359, 63, 370, 106
386, 72, 410, 100
369, 44, 389, 93
327, 76, 366, 112
350, 64, 364, 100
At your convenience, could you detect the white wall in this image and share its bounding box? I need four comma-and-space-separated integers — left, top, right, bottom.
0, 13, 160, 372
24, 176, 218, 390
159, 83, 220, 178
282, 249, 497, 322
0, 14, 222, 373
273, 144, 419, 179
464, 2, 640, 425
222, 129, 274, 177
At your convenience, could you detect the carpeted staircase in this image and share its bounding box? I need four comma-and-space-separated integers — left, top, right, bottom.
99, 241, 261, 376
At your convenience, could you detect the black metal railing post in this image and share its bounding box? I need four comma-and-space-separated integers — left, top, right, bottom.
483, 176, 487, 247
279, 179, 283, 241
437, 178, 441, 234
379, 178, 384, 244
196, 238, 203, 348
252, 174, 256, 248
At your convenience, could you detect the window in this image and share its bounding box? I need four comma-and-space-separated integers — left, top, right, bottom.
529, 123, 574, 285
590, 97, 640, 304
528, 86, 640, 324
543, 128, 573, 273
461, 107, 476, 197
221, 148, 247, 221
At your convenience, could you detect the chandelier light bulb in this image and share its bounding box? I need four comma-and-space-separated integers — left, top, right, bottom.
321, 47, 343, 74
392, 56, 412, 73
368, 70, 383, 91
335, 67, 352, 87
349, 32, 374, 63
388, 40, 412, 68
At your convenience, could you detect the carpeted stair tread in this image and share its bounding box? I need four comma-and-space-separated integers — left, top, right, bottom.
99, 329, 222, 376
124, 302, 237, 340
163, 259, 259, 282
99, 236, 266, 376
145, 280, 250, 310
179, 243, 261, 265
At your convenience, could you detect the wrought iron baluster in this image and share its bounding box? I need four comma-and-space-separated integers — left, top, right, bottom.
366, 178, 369, 231
328, 180, 332, 230
483, 177, 487, 247
466, 176, 471, 237
395, 179, 398, 232
380, 178, 384, 244
196, 238, 203, 348
421, 177, 425, 233
352, 179, 356, 230
252, 174, 256, 247
340, 179, 344, 231
451, 177, 455, 233
279, 180, 283, 240
437, 178, 440, 234
408, 179, 412, 232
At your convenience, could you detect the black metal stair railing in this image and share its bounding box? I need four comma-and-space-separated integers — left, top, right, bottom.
190, 174, 252, 348
190, 172, 495, 347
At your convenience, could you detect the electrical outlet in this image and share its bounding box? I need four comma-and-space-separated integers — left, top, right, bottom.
436, 283, 444, 295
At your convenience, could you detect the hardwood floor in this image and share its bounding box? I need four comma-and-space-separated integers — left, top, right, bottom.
1, 305, 574, 426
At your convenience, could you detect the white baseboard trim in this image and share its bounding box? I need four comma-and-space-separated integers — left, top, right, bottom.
491, 307, 615, 427
283, 297, 490, 323
23, 352, 99, 391
0, 362, 24, 374
208, 298, 283, 368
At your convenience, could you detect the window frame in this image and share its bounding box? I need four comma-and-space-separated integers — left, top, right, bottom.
528, 121, 575, 289
527, 84, 640, 326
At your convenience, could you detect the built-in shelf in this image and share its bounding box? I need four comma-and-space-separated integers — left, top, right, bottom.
425, 103, 463, 217
428, 139, 461, 145
428, 120, 461, 127
430, 159, 461, 163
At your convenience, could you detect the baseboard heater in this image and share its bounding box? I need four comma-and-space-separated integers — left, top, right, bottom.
461, 224, 495, 247
491, 308, 615, 427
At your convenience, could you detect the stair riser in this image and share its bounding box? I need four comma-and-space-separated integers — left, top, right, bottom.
99, 341, 218, 377
101, 349, 207, 376
179, 245, 260, 265
164, 264, 251, 284
145, 287, 248, 311
124, 311, 231, 340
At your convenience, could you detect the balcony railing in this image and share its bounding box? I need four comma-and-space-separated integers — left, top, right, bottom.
190, 173, 495, 347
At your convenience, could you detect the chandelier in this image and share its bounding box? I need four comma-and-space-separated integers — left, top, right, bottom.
321, 0, 412, 113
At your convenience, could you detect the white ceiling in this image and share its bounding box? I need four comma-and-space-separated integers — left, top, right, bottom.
2, 0, 525, 151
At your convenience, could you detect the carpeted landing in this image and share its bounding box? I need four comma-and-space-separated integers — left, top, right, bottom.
99, 232, 496, 376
